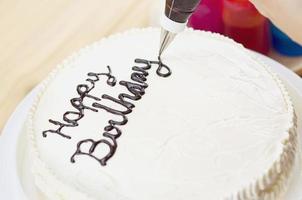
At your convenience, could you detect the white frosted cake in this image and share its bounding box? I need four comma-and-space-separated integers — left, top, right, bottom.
27, 28, 298, 200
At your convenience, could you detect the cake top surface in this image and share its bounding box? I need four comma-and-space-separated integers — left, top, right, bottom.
29, 28, 294, 200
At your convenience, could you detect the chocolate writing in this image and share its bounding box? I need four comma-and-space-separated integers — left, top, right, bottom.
43, 57, 171, 166
42, 66, 116, 139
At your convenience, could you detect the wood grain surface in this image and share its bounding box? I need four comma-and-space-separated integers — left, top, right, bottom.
0, 0, 301, 131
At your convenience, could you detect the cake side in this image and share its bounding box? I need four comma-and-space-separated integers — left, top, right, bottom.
228, 54, 298, 200
26, 28, 297, 200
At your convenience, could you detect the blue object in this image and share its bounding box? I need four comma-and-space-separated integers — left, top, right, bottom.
271, 23, 302, 56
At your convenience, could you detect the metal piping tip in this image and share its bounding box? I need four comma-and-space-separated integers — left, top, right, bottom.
159, 28, 176, 57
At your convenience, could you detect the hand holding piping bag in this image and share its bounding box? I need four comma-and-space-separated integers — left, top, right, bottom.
249, 0, 302, 44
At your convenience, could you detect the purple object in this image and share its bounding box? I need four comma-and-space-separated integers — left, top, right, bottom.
188, 0, 224, 33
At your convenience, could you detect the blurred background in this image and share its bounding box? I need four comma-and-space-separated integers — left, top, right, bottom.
0, 0, 301, 130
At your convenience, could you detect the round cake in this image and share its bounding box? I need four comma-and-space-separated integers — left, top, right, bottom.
27, 28, 298, 200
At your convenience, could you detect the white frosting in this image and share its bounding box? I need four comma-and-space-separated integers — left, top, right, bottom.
27, 28, 297, 200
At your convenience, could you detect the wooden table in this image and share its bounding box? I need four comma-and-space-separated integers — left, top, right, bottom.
0, 0, 301, 131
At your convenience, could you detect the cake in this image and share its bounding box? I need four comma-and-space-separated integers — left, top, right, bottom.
27, 28, 298, 200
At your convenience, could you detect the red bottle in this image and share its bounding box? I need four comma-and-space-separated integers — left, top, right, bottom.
188, 0, 224, 34
223, 0, 270, 54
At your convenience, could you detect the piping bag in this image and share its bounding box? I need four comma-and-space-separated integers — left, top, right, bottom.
159, 0, 202, 57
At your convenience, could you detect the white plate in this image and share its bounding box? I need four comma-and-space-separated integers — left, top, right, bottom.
1, 53, 302, 200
